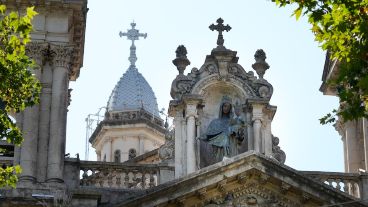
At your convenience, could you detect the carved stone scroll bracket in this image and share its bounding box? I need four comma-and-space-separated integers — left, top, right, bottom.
197, 188, 207, 201
217, 180, 227, 195
334, 117, 345, 138
158, 140, 174, 162
280, 182, 291, 194
237, 173, 248, 184
175, 197, 186, 207
301, 192, 311, 204
258, 173, 270, 185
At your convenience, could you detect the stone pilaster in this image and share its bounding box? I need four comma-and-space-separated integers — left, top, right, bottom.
47, 44, 73, 183
181, 114, 187, 175
345, 120, 361, 173
104, 137, 112, 162
96, 150, 101, 161
186, 103, 197, 174
173, 108, 183, 178
252, 104, 264, 153
363, 118, 368, 171
263, 106, 276, 157
139, 135, 145, 155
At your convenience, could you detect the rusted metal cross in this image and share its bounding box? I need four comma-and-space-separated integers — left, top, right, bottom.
209, 18, 231, 48
119, 22, 147, 67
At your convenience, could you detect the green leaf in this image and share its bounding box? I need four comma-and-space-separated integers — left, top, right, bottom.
294, 7, 302, 20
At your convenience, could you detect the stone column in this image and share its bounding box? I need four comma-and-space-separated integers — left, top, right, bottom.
37, 63, 53, 182
19, 43, 45, 182
186, 103, 197, 174
252, 104, 263, 153
47, 44, 73, 183
174, 110, 183, 178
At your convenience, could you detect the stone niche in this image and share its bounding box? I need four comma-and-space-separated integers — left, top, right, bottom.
169, 43, 285, 178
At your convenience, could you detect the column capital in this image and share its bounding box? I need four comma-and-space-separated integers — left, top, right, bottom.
49, 44, 74, 71
183, 94, 203, 118
26, 42, 48, 66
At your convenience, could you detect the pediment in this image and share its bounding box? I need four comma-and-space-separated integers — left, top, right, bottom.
118, 152, 367, 207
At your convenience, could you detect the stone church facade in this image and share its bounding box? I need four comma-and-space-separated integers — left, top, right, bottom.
0, 1, 368, 207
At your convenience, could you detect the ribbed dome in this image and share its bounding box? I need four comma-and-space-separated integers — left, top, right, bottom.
107, 66, 160, 116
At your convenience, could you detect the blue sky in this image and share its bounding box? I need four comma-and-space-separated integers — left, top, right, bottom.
66, 0, 341, 172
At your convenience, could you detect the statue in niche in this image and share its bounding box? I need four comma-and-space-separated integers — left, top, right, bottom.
199, 96, 247, 166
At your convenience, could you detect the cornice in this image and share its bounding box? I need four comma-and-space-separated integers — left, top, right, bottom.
3, 0, 88, 81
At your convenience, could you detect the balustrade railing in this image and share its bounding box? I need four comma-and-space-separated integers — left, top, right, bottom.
77, 160, 174, 189
302, 171, 362, 198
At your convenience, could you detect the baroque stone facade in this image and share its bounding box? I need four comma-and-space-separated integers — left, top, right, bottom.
1, 2, 368, 206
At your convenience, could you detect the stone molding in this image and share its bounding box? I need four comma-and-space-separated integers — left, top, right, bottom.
89, 110, 167, 145
120, 152, 366, 207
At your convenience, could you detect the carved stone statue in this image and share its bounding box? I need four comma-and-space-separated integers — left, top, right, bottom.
200, 96, 247, 166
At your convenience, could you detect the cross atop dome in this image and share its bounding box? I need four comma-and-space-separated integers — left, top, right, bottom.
209, 18, 231, 50
119, 22, 147, 67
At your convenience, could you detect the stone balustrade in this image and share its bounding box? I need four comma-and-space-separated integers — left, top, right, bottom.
63, 159, 174, 190
0, 158, 13, 168
302, 171, 363, 198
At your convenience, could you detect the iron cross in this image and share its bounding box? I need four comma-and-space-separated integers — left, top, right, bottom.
119, 22, 147, 67
209, 18, 231, 48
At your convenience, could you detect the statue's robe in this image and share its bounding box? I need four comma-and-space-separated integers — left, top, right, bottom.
200, 116, 243, 167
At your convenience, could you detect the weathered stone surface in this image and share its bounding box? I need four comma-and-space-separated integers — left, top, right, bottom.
118, 152, 368, 207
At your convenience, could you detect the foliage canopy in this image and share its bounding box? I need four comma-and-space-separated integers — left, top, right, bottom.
0, 5, 39, 188
272, 0, 368, 124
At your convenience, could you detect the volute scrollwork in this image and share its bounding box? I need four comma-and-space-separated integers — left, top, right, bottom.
49, 44, 74, 72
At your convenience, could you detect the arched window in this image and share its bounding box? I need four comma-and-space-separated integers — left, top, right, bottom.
128, 148, 137, 160
114, 150, 121, 163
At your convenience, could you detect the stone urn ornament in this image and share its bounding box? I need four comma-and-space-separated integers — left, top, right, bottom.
252, 49, 270, 79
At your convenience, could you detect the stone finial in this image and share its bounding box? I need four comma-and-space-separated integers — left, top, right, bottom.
252, 49, 270, 79
175, 45, 187, 58
209, 18, 231, 50
172, 45, 190, 75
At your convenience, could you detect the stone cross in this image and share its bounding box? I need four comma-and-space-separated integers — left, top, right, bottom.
119, 22, 147, 67
209, 18, 231, 48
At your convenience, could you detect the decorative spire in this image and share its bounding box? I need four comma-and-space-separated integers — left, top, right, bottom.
209, 18, 231, 50
252, 49, 270, 79
119, 22, 147, 68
